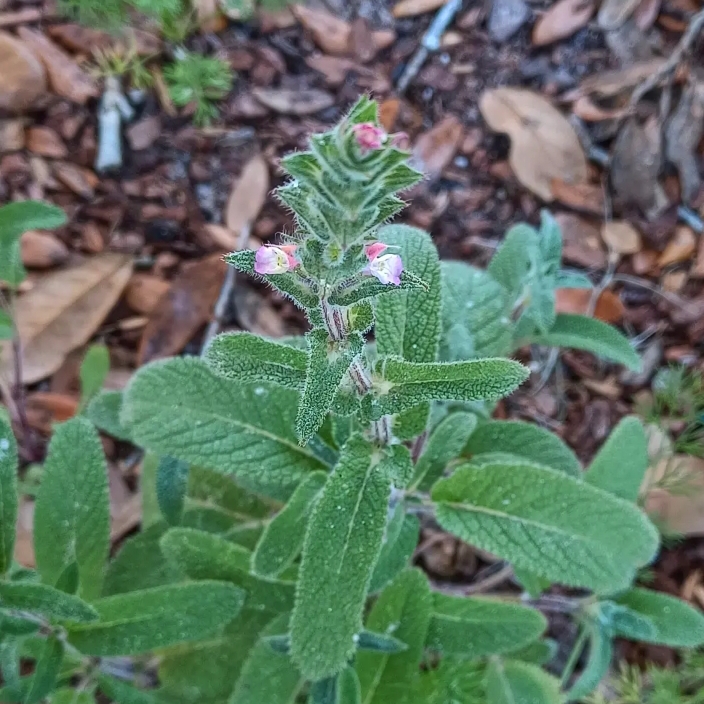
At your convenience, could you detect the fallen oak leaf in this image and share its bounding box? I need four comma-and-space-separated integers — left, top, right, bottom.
480, 87, 588, 201
0, 253, 133, 385
532, 0, 595, 46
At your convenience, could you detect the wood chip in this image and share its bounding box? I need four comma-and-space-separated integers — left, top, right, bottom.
412, 115, 464, 180
225, 154, 269, 237
0, 119, 26, 151
291, 4, 352, 55
554, 212, 607, 268
532, 0, 595, 45
658, 225, 696, 266
252, 87, 335, 115
393, 0, 447, 17
0, 30, 46, 112
26, 126, 68, 158
0, 253, 133, 384
21, 231, 69, 269
601, 220, 642, 254
555, 287, 625, 322
52, 161, 97, 199
125, 274, 171, 315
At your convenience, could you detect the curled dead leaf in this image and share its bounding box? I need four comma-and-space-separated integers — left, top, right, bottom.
0, 253, 133, 385
532, 0, 595, 47
480, 88, 588, 201
225, 154, 270, 237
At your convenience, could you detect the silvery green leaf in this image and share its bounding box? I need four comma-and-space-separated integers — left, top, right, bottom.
297, 330, 364, 444
0, 582, 98, 623
79, 344, 110, 412
338, 667, 362, 704
488, 224, 540, 305
252, 471, 327, 578
67, 581, 244, 656
427, 593, 546, 658
528, 314, 641, 371
377, 444, 414, 488
156, 456, 190, 526
555, 270, 593, 289
122, 357, 329, 500
328, 272, 428, 308
20, 636, 63, 704
0, 610, 40, 636
291, 435, 392, 680
432, 460, 659, 593
411, 412, 478, 491
440, 262, 513, 361
0, 417, 18, 576
566, 625, 612, 702
486, 659, 562, 704
464, 419, 581, 477
584, 416, 648, 502
614, 588, 704, 647
204, 332, 307, 390
368, 506, 419, 593
86, 391, 132, 441
356, 569, 432, 704
97, 675, 158, 704
356, 630, 407, 653
34, 417, 110, 600
596, 600, 656, 641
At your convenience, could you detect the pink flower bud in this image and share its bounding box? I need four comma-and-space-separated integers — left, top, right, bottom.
254, 245, 299, 275
365, 253, 404, 286
352, 123, 387, 153
364, 242, 389, 261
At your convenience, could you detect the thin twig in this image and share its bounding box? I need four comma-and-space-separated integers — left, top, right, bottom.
465, 563, 515, 595
612, 273, 699, 314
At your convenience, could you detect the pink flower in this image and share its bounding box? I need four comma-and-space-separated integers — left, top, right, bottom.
352, 123, 387, 153
254, 245, 299, 275
363, 242, 403, 286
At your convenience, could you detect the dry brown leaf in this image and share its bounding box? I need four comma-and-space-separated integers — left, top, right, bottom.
571, 95, 627, 122
555, 287, 625, 322
0, 30, 46, 112
26, 391, 79, 434
138, 254, 227, 365
554, 213, 607, 268
26, 126, 68, 158
125, 274, 171, 315
597, 0, 641, 28
393, 0, 447, 18
21, 231, 69, 269
658, 225, 696, 266
17, 27, 98, 105
532, 0, 595, 46
550, 178, 605, 215
480, 88, 588, 201
645, 455, 704, 536
601, 220, 642, 254
252, 86, 335, 115
412, 116, 464, 180
225, 154, 269, 237
291, 4, 352, 55
52, 161, 97, 199
0, 253, 133, 385
379, 98, 401, 131
579, 58, 666, 98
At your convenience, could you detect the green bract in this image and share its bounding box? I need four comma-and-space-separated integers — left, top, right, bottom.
3, 98, 701, 704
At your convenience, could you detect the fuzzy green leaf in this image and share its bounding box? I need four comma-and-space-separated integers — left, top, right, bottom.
488, 224, 541, 306
584, 416, 648, 502
291, 435, 392, 680
0, 201, 67, 287
440, 262, 513, 361
252, 471, 327, 578
21, 636, 64, 704
597, 600, 657, 641
86, 391, 132, 441
529, 314, 641, 371
369, 507, 419, 593
614, 587, 704, 647
432, 461, 659, 592
156, 456, 190, 526
229, 613, 305, 704
463, 420, 581, 477
160, 528, 295, 614
205, 332, 307, 390
356, 630, 408, 653
328, 272, 428, 307
375, 225, 442, 363
338, 667, 362, 704
122, 357, 329, 499
486, 659, 562, 704
79, 344, 110, 411
0, 416, 18, 576
366, 358, 528, 420
67, 582, 244, 656
97, 675, 158, 704
356, 569, 432, 704
297, 330, 364, 444
427, 593, 546, 658
566, 625, 612, 702
0, 582, 98, 623
34, 417, 110, 600
411, 412, 478, 491
0, 610, 40, 636
377, 444, 414, 488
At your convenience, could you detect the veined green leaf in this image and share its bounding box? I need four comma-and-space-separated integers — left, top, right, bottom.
291, 435, 392, 680
486, 659, 562, 704
21, 636, 64, 704
33, 418, 109, 600
614, 588, 704, 647
0, 582, 98, 622
122, 357, 329, 499
297, 330, 364, 444
411, 412, 478, 490
252, 471, 327, 578
414, 658, 486, 704
375, 225, 442, 364
157, 456, 190, 526
79, 344, 110, 412
0, 417, 18, 576
377, 444, 414, 488
205, 332, 307, 390
366, 358, 528, 420
432, 461, 659, 593
440, 262, 513, 361
528, 314, 641, 371
356, 569, 432, 704
160, 528, 295, 614
463, 420, 581, 477
229, 613, 305, 704
427, 593, 546, 658
566, 625, 612, 702
584, 416, 648, 502
86, 391, 132, 442
368, 508, 419, 593
67, 581, 244, 656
